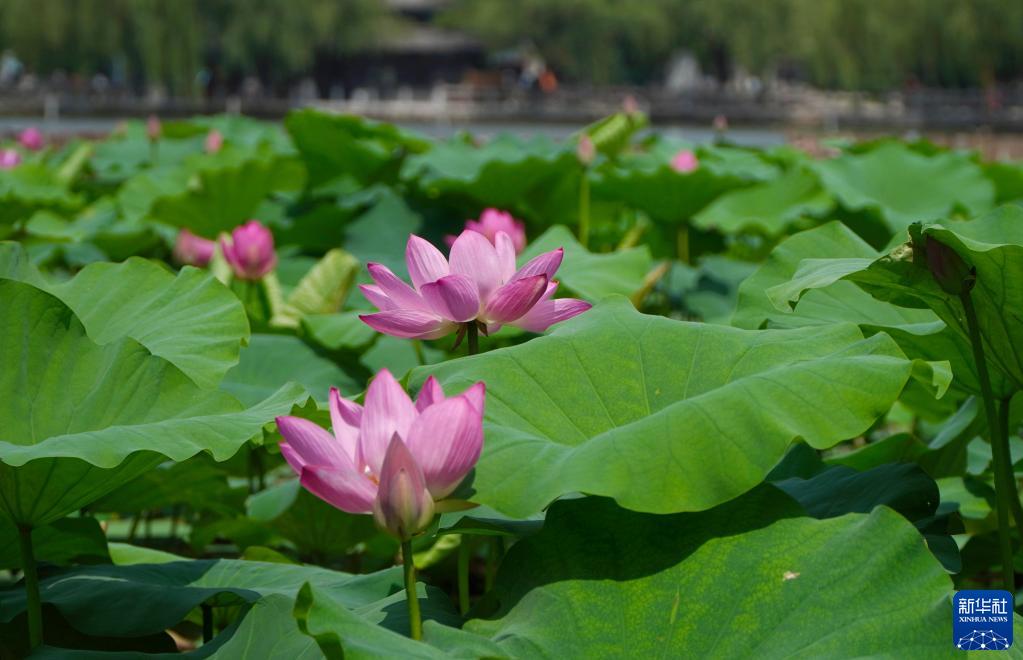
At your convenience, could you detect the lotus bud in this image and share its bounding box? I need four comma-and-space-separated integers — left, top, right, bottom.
220, 220, 277, 280
671, 149, 699, 173
372, 435, 436, 541
205, 129, 224, 154
622, 94, 640, 116
146, 115, 161, 141
0, 149, 21, 170
713, 114, 729, 133
18, 127, 43, 151
577, 134, 596, 166
173, 229, 216, 267
925, 235, 975, 295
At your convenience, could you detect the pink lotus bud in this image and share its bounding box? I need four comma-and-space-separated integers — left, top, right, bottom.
18, 127, 43, 151
219, 220, 277, 280
577, 134, 596, 166
671, 149, 699, 174
925, 235, 974, 295
0, 149, 21, 170
622, 94, 640, 115
713, 114, 729, 133
447, 208, 527, 254
146, 115, 161, 141
372, 435, 436, 541
173, 229, 216, 267
205, 129, 224, 154
359, 232, 591, 340
275, 372, 486, 540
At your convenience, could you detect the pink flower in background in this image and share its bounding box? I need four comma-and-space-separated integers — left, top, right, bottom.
173, 229, 216, 267
146, 115, 161, 141
18, 127, 43, 151
276, 372, 485, 540
671, 149, 699, 173
205, 129, 224, 154
0, 149, 21, 170
359, 231, 591, 340
219, 220, 277, 280
577, 134, 596, 166
446, 208, 527, 254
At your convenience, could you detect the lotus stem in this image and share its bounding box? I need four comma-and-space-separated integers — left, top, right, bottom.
484, 536, 501, 592
467, 322, 479, 356
578, 173, 590, 248
18, 525, 42, 649
202, 603, 213, 643
412, 339, 426, 366
961, 290, 1015, 590
401, 540, 423, 640
457, 536, 471, 615
996, 398, 1023, 532
676, 225, 690, 264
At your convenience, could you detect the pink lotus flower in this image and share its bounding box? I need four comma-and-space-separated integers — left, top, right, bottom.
0, 149, 20, 170
146, 115, 161, 141
220, 220, 277, 280
577, 134, 596, 166
275, 371, 485, 540
18, 127, 43, 151
446, 208, 527, 254
173, 229, 216, 267
359, 231, 591, 340
205, 129, 224, 154
671, 149, 699, 173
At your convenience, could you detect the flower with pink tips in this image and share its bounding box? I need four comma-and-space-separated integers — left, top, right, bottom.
205, 129, 224, 154
219, 220, 277, 280
670, 149, 699, 173
18, 127, 43, 151
173, 229, 216, 267
359, 231, 591, 340
0, 149, 20, 170
446, 208, 527, 254
275, 371, 485, 540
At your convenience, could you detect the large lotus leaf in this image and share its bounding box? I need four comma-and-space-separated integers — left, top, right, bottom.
401, 135, 578, 207
148, 156, 305, 237
812, 142, 994, 233
272, 249, 359, 328
412, 297, 918, 516
90, 458, 236, 516
692, 168, 833, 236
462, 490, 957, 658
519, 225, 652, 301
343, 188, 422, 275
592, 160, 748, 225
732, 221, 934, 331
0, 517, 109, 570
294, 487, 959, 658
286, 109, 428, 188
0, 163, 81, 227
767, 208, 1023, 397
0, 280, 304, 526
0, 242, 248, 388
221, 334, 358, 407
0, 558, 401, 639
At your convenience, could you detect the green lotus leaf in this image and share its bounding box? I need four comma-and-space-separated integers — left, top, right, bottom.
412, 297, 919, 516
692, 168, 833, 236
812, 142, 994, 233
0, 280, 304, 526
0, 241, 249, 389
294, 487, 960, 658
401, 135, 578, 208
520, 225, 652, 301
765, 207, 1023, 397
286, 109, 429, 188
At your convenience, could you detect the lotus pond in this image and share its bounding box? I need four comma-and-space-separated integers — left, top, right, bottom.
2, 109, 1023, 657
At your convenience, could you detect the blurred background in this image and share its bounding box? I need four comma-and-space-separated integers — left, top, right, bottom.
1, 0, 1023, 150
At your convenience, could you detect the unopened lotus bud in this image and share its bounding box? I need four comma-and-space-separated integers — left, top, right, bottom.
925, 235, 974, 295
